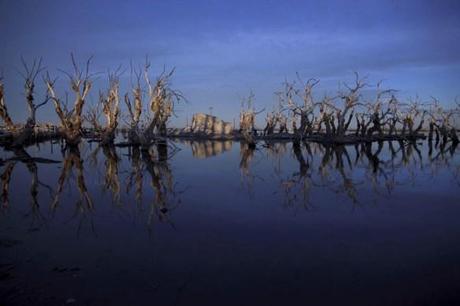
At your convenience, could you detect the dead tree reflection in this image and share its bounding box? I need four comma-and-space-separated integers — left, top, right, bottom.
322, 144, 360, 205
277, 140, 314, 209
0, 147, 56, 227
264, 141, 288, 163
126, 146, 144, 204
52, 147, 93, 213
361, 142, 398, 200
239, 142, 257, 197
0, 161, 15, 208
101, 145, 121, 204
271, 138, 459, 210
86, 144, 121, 205
0, 137, 458, 223
141, 142, 182, 230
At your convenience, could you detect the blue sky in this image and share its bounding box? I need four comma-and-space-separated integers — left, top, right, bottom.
0, 0, 459, 127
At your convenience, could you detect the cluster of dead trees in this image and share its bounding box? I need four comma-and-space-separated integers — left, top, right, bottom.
0, 55, 183, 149
263, 110, 288, 136
1, 57, 459, 149
257, 73, 459, 145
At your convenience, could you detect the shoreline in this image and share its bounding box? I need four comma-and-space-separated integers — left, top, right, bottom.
0, 128, 429, 149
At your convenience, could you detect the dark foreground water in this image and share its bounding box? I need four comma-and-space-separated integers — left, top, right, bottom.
1, 139, 459, 306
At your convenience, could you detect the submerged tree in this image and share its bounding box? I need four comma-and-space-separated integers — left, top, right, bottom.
123, 59, 183, 147
0, 76, 15, 130
21, 58, 50, 132
239, 91, 263, 146
0, 58, 50, 146
427, 98, 459, 145
45, 54, 93, 146
364, 82, 397, 137
333, 72, 367, 137
280, 77, 319, 139
124, 65, 143, 145
263, 111, 277, 136
0, 56, 457, 148
86, 70, 121, 145
143, 59, 183, 140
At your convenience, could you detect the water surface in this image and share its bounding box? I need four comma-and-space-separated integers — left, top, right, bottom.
1, 140, 460, 305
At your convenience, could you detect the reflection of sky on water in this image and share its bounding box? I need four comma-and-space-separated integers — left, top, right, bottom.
2, 140, 460, 218
1, 140, 460, 305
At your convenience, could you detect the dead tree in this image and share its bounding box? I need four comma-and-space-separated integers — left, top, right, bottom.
263, 111, 277, 136
428, 98, 459, 144
280, 78, 319, 139
366, 82, 396, 137
316, 96, 336, 136
45, 54, 93, 146
85, 101, 102, 134
297, 78, 319, 137
400, 99, 426, 137
333, 72, 367, 137
239, 91, 262, 146
0, 58, 49, 146
386, 95, 400, 136
143, 59, 183, 141
21, 58, 49, 131
278, 112, 288, 133
0, 76, 15, 130
355, 113, 366, 136
124, 65, 143, 144
98, 71, 121, 145
263, 105, 288, 136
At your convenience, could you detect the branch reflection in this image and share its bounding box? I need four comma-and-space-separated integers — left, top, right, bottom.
0, 138, 458, 230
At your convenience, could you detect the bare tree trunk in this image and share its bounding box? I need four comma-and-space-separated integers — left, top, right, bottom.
388, 118, 397, 136
124, 86, 142, 145
1, 59, 49, 147
450, 128, 459, 144
45, 55, 93, 147
143, 60, 182, 143
367, 112, 382, 137
0, 80, 15, 130
428, 122, 435, 141
99, 73, 120, 146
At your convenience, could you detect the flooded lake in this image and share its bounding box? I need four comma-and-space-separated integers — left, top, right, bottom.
1, 140, 460, 305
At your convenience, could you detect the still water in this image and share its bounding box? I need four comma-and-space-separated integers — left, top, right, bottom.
1, 140, 460, 305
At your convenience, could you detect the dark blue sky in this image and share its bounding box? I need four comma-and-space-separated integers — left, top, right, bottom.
1, 0, 459, 126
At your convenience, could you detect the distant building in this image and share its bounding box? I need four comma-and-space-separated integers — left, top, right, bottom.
191, 113, 233, 135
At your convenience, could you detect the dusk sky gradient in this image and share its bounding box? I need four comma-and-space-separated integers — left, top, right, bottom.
1, 0, 459, 126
